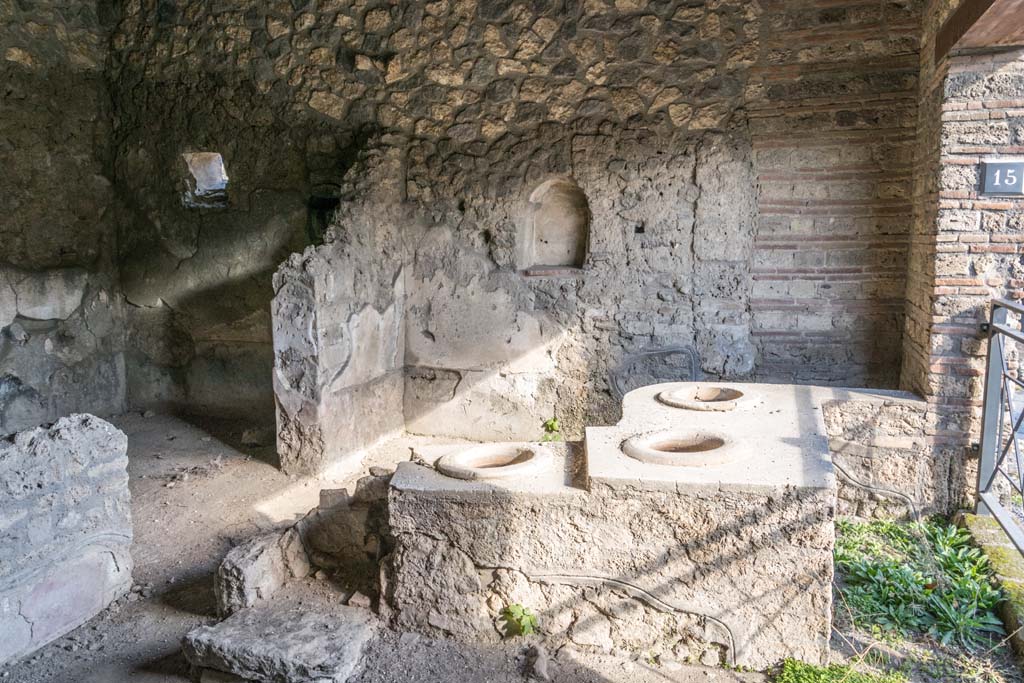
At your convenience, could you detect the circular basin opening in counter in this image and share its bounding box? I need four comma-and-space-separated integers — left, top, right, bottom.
435, 443, 553, 481
622, 430, 733, 467
657, 385, 746, 412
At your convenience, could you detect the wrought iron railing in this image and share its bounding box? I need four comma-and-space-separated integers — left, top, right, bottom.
977, 298, 1024, 551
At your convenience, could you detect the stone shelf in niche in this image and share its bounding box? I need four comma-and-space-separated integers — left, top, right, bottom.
521, 265, 586, 278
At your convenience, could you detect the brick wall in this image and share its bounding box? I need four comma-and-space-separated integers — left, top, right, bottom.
748, 0, 922, 387
926, 54, 1024, 425
901, 0, 1024, 461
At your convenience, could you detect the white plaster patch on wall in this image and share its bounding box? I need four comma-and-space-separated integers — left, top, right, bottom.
406, 269, 560, 372
405, 369, 555, 441
0, 267, 88, 322
325, 298, 405, 393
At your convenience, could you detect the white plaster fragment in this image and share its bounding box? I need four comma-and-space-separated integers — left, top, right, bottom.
13, 268, 88, 321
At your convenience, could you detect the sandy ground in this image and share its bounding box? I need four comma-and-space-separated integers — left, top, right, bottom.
0, 412, 407, 683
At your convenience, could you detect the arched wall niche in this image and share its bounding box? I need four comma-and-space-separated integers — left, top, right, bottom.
519, 176, 590, 274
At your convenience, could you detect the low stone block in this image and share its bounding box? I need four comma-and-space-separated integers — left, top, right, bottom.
183, 604, 377, 683
215, 528, 310, 617
0, 414, 132, 665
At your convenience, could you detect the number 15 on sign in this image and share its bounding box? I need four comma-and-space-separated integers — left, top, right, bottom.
981, 161, 1024, 196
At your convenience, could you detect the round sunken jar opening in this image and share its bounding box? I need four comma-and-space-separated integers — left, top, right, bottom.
621, 430, 733, 467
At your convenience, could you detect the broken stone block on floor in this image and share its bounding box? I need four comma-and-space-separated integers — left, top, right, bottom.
295, 471, 392, 592
0, 414, 132, 665
215, 528, 311, 617
183, 603, 377, 683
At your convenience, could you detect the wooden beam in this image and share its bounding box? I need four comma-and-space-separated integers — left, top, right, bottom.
936, 0, 1024, 63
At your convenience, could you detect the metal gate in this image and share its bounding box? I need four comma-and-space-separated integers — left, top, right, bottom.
977, 298, 1024, 551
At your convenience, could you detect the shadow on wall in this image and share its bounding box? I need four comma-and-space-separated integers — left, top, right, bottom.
273, 128, 766, 475
116, 122, 377, 426
386, 442, 834, 669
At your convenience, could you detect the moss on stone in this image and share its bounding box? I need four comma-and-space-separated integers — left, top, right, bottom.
981, 544, 1024, 582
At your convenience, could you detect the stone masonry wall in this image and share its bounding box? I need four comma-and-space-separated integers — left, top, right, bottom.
900, 0, 1024, 506
109, 0, 927, 441
388, 458, 834, 669
824, 395, 972, 517
0, 1, 126, 434
403, 129, 759, 439
0, 415, 133, 665
109, 35, 324, 421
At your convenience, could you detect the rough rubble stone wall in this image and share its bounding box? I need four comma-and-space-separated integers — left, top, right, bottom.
387, 462, 834, 669
0, 0, 126, 434
272, 148, 406, 474
109, 0, 925, 440
108, 67, 319, 421
403, 129, 758, 439
824, 396, 971, 516
899, 0, 1024, 506
748, 0, 922, 386
109, 2, 403, 421
0, 415, 133, 665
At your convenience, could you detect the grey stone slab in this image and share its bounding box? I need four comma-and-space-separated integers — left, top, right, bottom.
583, 382, 921, 494
215, 529, 311, 617
183, 604, 377, 683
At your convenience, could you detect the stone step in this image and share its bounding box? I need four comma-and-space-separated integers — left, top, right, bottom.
183, 603, 377, 683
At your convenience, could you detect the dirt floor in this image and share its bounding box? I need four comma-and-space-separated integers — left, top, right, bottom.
0, 413, 412, 683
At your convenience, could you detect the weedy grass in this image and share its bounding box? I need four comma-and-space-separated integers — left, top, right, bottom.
835, 518, 1004, 649
540, 417, 562, 442
500, 603, 539, 637
775, 659, 906, 683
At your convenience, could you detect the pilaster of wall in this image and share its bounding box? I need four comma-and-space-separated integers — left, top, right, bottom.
900, 0, 1024, 509
271, 147, 406, 475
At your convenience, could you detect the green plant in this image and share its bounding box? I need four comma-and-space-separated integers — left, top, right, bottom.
835, 518, 1004, 649
540, 417, 562, 442
500, 603, 539, 636
774, 659, 906, 683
